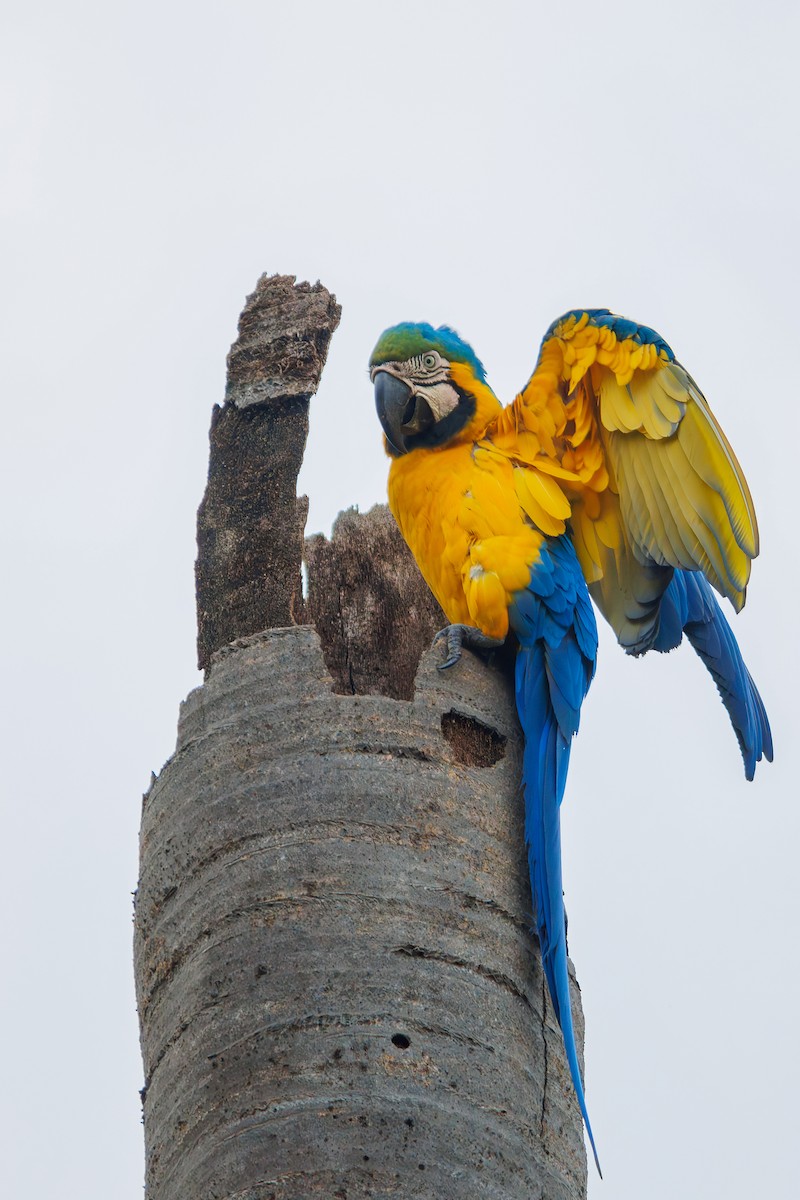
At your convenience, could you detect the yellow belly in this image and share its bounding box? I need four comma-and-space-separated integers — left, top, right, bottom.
387, 442, 545, 640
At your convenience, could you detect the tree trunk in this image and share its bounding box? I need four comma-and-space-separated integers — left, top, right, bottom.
134, 275, 589, 1200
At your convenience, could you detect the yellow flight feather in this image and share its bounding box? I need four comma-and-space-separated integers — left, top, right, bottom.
508, 313, 759, 611
513, 468, 568, 538
681, 383, 758, 557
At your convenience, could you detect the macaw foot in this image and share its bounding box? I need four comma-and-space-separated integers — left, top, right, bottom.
433, 624, 504, 671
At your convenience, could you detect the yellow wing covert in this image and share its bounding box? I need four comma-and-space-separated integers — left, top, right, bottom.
492, 309, 759, 633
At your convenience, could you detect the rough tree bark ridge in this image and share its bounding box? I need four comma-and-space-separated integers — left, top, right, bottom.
134, 274, 590, 1200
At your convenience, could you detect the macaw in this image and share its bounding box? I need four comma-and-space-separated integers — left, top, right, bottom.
369, 309, 772, 1175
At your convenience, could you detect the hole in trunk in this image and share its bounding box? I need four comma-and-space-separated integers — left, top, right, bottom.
441, 710, 506, 767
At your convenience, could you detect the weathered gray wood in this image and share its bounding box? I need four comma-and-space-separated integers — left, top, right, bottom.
135, 628, 588, 1199
305, 504, 447, 699
195, 274, 341, 671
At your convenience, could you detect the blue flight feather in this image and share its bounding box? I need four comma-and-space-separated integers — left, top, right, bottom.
655, 570, 773, 779
510, 537, 601, 1175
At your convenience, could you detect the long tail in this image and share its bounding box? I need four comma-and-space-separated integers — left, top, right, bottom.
516, 637, 601, 1176
654, 570, 773, 779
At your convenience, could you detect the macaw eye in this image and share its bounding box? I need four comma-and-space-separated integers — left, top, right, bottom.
422, 353, 437, 370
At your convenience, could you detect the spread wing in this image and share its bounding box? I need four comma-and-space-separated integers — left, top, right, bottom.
488, 308, 759, 650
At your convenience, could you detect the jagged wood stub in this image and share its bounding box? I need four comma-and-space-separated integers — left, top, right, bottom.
195, 274, 341, 671
305, 504, 447, 699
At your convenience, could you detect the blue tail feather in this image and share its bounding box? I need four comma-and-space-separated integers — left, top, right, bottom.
655, 570, 772, 778
511, 538, 600, 1175
516, 640, 601, 1176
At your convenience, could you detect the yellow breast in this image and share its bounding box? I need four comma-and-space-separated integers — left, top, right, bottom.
387, 441, 545, 640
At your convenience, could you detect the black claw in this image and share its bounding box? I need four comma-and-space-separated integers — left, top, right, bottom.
433, 624, 504, 671
433, 625, 462, 670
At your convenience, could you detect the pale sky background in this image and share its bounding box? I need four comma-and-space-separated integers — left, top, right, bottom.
1, 2, 798, 1196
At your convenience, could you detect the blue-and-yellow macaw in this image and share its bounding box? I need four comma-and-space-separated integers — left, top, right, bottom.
369, 309, 772, 1174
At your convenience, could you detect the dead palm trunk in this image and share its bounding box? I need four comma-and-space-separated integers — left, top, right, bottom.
134, 274, 590, 1199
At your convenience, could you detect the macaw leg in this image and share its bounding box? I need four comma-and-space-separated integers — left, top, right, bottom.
433, 624, 504, 670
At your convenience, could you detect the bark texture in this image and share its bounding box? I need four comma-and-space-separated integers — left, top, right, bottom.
135, 629, 588, 1200
135, 273, 589, 1200
195, 274, 341, 671
305, 504, 447, 700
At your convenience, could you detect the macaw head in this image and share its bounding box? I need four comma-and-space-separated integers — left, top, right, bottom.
369, 322, 492, 456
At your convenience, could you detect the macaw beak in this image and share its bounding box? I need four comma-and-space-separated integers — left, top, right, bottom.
373, 370, 434, 454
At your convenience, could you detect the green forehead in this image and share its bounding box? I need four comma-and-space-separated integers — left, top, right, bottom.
370, 322, 486, 381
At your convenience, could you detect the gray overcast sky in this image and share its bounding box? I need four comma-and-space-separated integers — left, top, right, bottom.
1, 2, 797, 1196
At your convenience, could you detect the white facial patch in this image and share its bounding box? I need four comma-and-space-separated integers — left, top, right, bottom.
420, 380, 460, 422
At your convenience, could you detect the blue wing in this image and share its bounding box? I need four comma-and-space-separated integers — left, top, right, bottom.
654, 569, 772, 779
